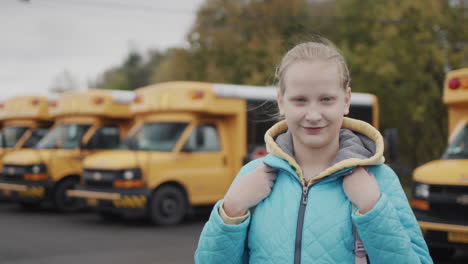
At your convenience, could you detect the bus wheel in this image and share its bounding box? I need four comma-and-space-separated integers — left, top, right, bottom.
429, 246, 455, 260
53, 177, 83, 213
19, 200, 42, 210
148, 185, 187, 225
98, 210, 120, 221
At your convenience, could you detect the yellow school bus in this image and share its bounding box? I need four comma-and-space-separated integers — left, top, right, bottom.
68, 82, 379, 225
0, 90, 134, 212
0, 96, 54, 173
411, 68, 468, 259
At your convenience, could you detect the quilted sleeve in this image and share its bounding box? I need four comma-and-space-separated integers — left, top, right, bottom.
351, 164, 433, 264
194, 200, 251, 264
194, 159, 262, 264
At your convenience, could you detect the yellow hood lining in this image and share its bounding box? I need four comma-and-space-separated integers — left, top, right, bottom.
264, 117, 385, 187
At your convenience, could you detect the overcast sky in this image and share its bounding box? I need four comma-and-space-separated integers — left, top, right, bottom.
0, 0, 204, 100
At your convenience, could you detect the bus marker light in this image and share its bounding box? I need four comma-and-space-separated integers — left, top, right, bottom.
192, 91, 204, 99
94, 97, 105, 105
410, 199, 430, 211
449, 78, 460, 89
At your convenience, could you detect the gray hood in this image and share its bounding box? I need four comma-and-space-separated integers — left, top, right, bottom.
275, 129, 376, 166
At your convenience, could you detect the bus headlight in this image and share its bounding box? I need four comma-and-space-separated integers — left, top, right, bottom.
123, 170, 135, 180
414, 183, 430, 199
121, 168, 141, 180
25, 164, 48, 181
114, 168, 143, 188
30, 164, 47, 174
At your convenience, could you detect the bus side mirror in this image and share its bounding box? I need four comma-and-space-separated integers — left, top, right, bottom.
384, 128, 398, 162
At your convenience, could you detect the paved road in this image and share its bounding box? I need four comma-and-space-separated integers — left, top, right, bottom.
0, 202, 208, 264
0, 201, 467, 264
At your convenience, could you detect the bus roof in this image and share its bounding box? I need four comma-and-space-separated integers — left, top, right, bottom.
213, 84, 276, 100
49, 89, 134, 119
214, 83, 376, 106
443, 68, 468, 105
132, 81, 376, 115
0, 95, 54, 121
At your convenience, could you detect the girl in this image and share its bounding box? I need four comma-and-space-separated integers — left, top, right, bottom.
195, 40, 432, 263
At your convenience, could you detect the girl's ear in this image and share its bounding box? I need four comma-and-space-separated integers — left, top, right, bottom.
277, 90, 285, 116
344, 86, 351, 115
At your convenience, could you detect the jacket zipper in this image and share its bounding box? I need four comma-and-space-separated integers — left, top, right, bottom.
291, 168, 355, 264
294, 184, 309, 264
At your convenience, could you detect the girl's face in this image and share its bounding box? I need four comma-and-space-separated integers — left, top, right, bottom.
277, 59, 351, 151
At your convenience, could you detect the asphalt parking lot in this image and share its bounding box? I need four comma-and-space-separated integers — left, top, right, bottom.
0, 201, 208, 264
0, 201, 466, 264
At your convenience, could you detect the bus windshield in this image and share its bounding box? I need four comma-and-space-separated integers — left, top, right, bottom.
120, 122, 188, 152
2, 126, 28, 148
443, 124, 468, 159
36, 124, 91, 149
23, 128, 50, 148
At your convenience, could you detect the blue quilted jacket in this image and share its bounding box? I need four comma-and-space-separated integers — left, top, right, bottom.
195, 118, 432, 264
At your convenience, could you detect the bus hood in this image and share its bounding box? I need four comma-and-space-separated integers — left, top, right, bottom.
2, 149, 49, 165
84, 150, 151, 170
413, 159, 468, 186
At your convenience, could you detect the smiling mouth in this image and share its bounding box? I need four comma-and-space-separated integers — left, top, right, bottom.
303, 126, 326, 134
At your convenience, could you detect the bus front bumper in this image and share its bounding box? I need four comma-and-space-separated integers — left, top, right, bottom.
415, 209, 468, 249
67, 185, 151, 217
0, 180, 52, 201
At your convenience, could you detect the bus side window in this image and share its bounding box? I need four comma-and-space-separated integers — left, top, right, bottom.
88, 127, 120, 150
183, 124, 220, 152
348, 104, 373, 125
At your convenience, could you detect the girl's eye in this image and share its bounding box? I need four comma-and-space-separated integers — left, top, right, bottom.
293, 98, 306, 102
321, 97, 334, 102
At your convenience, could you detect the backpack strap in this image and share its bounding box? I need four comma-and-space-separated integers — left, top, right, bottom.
352, 204, 368, 264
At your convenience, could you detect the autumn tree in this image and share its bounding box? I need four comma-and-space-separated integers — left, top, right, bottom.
95, 0, 468, 170
335, 0, 468, 168
153, 0, 336, 85
49, 70, 79, 93
93, 49, 166, 90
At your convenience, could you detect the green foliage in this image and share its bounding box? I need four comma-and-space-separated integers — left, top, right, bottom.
335, 0, 467, 168
154, 0, 335, 85
93, 50, 166, 90
94, 0, 468, 170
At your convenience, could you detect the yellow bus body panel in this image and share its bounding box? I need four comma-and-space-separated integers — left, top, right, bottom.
413, 68, 468, 246
2, 89, 133, 184
79, 82, 382, 213
0, 96, 54, 173
413, 159, 468, 186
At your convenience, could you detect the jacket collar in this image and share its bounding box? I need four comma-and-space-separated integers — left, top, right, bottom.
264, 117, 385, 186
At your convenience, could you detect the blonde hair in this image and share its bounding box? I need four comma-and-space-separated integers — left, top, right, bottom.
275, 39, 350, 94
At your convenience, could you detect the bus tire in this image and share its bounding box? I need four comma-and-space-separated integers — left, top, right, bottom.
52, 177, 83, 213
429, 246, 455, 261
148, 185, 187, 225
19, 200, 42, 210
98, 210, 120, 221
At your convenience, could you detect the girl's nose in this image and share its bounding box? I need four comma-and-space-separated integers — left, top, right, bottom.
304, 108, 322, 122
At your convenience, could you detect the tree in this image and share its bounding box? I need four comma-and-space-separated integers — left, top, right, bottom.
152, 0, 336, 85
95, 0, 468, 170
49, 70, 79, 93
92, 49, 166, 90
335, 0, 468, 168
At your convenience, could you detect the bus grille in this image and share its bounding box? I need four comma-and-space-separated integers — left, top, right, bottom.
83, 169, 117, 188
416, 184, 468, 226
